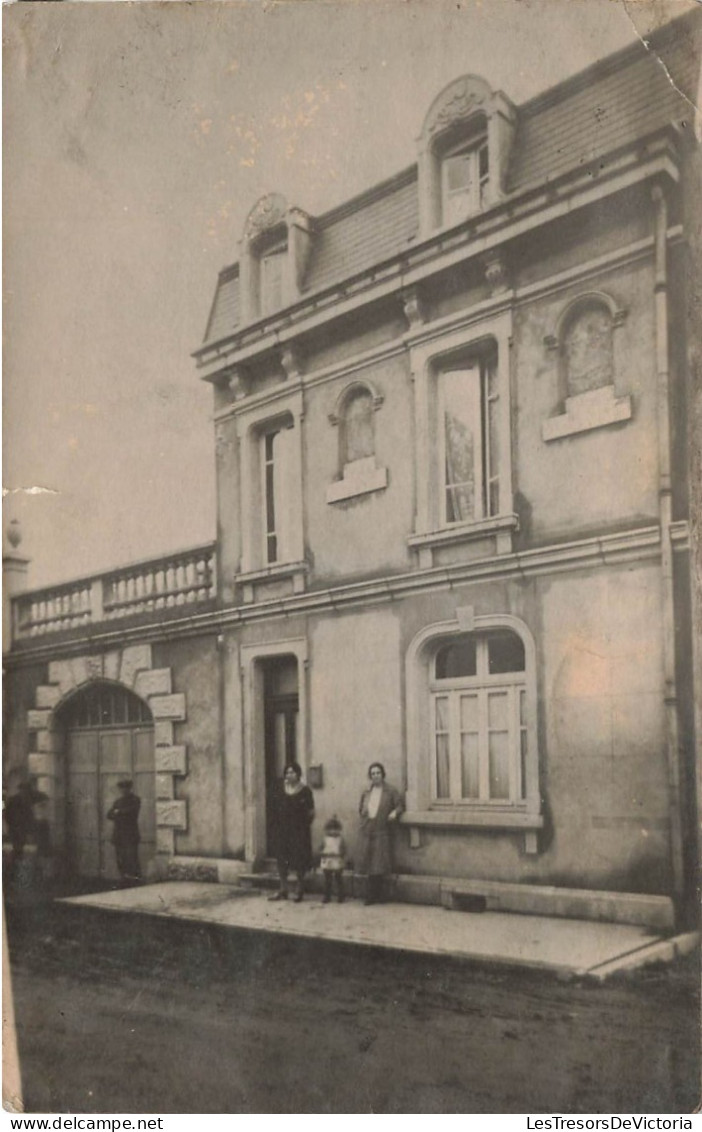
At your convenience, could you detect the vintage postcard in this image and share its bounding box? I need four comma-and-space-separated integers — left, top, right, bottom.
3, 0, 700, 1118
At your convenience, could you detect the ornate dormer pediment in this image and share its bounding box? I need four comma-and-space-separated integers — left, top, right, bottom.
422, 75, 492, 141
244, 193, 288, 244
417, 74, 516, 237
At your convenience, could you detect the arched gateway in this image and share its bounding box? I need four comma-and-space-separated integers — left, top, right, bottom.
57, 682, 156, 879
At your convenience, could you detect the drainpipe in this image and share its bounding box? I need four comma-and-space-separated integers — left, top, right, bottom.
651, 182, 685, 912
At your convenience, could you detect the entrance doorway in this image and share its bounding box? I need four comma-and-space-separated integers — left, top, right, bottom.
59, 683, 156, 879
263, 656, 299, 856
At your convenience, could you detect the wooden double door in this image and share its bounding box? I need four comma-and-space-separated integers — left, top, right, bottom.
65, 725, 156, 879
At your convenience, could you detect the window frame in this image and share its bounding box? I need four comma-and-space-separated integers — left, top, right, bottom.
404, 615, 542, 849
408, 310, 515, 561
236, 389, 306, 591
437, 348, 499, 527
440, 136, 489, 226
429, 632, 527, 807
257, 417, 295, 567
258, 243, 287, 318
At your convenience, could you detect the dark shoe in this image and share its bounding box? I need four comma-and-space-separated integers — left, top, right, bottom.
322, 895, 331, 904
293, 892, 304, 903
268, 891, 288, 901
338, 896, 345, 904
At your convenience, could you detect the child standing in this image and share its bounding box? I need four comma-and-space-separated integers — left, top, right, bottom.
319, 815, 346, 903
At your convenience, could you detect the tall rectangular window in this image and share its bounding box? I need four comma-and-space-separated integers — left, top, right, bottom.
438, 351, 498, 525
261, 426, 292, 565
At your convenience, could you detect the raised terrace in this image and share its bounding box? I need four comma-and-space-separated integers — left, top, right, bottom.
10, 543, 216, 643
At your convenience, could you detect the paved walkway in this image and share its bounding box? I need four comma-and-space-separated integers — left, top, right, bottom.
59, 881, 696, 979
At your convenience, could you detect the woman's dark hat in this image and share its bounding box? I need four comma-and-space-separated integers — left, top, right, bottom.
117, 779, 133, 790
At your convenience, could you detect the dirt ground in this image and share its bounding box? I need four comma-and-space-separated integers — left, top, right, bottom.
5, 900, 701, 1115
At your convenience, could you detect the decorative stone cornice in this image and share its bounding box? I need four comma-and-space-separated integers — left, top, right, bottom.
6, 525, 671, 666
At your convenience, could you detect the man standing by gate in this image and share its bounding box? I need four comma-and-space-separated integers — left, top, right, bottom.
106, 779, 141, 884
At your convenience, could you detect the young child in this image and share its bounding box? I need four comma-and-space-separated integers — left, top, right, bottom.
319, 815, 346, 904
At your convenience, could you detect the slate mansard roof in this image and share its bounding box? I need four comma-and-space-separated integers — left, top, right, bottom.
202, 11, 700, 349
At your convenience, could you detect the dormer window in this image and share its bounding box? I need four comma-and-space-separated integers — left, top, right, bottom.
417, 75, 515, 237
441, 137, 489, 225
240, 194, 314, 325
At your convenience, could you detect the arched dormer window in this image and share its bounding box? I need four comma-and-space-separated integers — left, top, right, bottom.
326, 381, 388, 504
542, 292, 631, 442
240, 193, 313, 324
417, 75, 516, 236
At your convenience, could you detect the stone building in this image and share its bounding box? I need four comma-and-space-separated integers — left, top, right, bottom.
4, 12, 700, 928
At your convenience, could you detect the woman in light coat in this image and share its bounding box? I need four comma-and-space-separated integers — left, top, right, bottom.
358, 762, 404, 905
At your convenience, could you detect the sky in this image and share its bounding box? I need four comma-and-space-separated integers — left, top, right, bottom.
3, 0, 695, 589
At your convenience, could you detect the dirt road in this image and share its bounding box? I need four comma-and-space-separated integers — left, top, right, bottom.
6, 902, 700, 1114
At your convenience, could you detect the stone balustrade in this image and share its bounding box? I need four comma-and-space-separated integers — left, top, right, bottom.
11, 544, 216, 640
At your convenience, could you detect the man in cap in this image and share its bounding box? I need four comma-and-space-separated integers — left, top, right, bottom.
106, 779, 141, 883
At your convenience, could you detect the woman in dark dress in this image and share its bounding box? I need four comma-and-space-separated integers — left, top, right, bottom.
268, 762, 315, 903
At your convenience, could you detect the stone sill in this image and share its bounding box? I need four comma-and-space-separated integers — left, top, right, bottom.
402, 808, 543, 830
402, 807, 542, 854
236, 559, 309, 602
542, 386, 632, 442
236, 560, 309, 585
326, 463, 388, 504
408, 513, 519, 552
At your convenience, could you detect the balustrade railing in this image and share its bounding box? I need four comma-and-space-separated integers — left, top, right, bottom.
12, 543, 216, 640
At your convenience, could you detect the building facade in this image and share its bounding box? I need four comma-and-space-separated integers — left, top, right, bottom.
5, 14, 700, 925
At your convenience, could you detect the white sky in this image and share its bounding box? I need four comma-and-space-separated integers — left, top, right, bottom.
3, 0, 693, 588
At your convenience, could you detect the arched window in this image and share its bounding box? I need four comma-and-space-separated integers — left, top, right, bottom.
404, 615, 541, 848
431, 630, 527, 803
563, 301, 614, 398
341, 386, 375, 464
59, 683, 152, 730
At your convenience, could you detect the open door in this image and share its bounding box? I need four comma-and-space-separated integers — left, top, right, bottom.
263, 656, 299, 857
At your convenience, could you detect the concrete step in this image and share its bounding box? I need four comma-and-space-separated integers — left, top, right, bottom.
159, 855, 676, 931
239, 870, 360, 896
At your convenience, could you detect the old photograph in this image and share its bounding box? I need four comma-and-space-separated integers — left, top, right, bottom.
3, 0, 701, 1116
